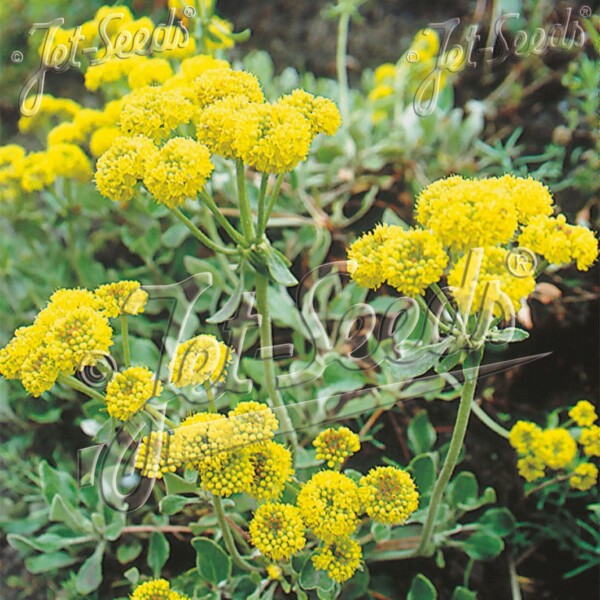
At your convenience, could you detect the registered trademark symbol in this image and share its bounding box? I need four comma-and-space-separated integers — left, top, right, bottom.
11, 50, 23, 63
183, 5, 196, 18
406, 50, 419, 63
506, 248, 537, 278
579, 5, 591, 17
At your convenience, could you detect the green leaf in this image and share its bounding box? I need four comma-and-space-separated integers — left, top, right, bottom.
452, 586, 477, 600
408, 454, 436, 497
192, 537, 232, 585
75, 541, 105, 594
339, 567, 369, 599
487, 327, 529, 343
162, 223, 189, 248
159, 494, 195, 516
388, 337, 454, 381
408, 411, 437, 454
407, 573, 437, 600
124, 566, 140, 585
148, 531, 170, 577
207, 265, 245, 323
49, 495, 93, 534
299, 555, 335, 592
448, 472, 479, 508
371, 522, 391, 543
478, 508, 516, 537
163, 472, 199, 495
257, 245, 298, 286
39, 461, 77, 506
117, 539, 143, 564
25, 551, 79, 574
461, 531, 504, 560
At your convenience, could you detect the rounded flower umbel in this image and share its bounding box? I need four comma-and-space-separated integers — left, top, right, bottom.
249, 502, 306, 561
94, 280, 148, 318
314, 427, 361, 469
170, 334, 231, 388
359, 466, 419, 525
130, 578, 188, 600
312, 537, 362, 583
569, 463, 598, 491
569, 400, 597, 427
297, 471, 362, 542
106, 367, 162, 421
247, 441, 293, 501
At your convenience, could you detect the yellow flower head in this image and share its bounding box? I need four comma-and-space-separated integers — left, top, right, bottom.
18, 95, 81, 134
127, 58, 173, 90
569, 463, 598, 491
448, 247, 536, 314
135, 431, 173, 479
266, 564, 283, 580
84, 56, 143, 92
93, 5, 134, 37
106, 367, 162, 421
382, 227, 448, 298
19, 346, 60, 398
509, 421, 543, 455
249, 502, 306, 561
46, 306, 113, 373
359, 466, 419, 524
247, 441, 293, 501
228, 401, 279, 450
72, 108, 113, 141
169, 412, 230, 469
179, 55, 230, 81
95, 135, 158, 204
314, 427, 360, 469
518, 214, 598, 271
297, 471, 361, 542
409, 28, 440, 61
374, 63, 396, 84
533, 428, 577, 470
579, 426, 600, 457
312, 537, 362, 583
233, 102, 313, 174
170, 334, 231, 387
19, 152, 55, 192
0, 326, 43, 380
193, 68, 264, 107
94, 280, 148, 318
198, 448, 254, 496
119, 87, 195, 143
415, 176, 519, 252
277, 90, 342, 136
0, 146, 27, 202
569, 400, 598, 427
130, 578, 188, 600
347, 223, 392, 290
196, 96, 251, 159
46, 144, 92, 182
496, 175, 554, 225
143, 137, 214, 208
47, 122, 85, 147
90, 127, 121, 158
517, 455, 545, 482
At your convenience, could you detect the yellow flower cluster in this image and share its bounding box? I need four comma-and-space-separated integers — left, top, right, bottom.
169, 334, 231, 387
130, 578, 188, 600
297, 470, 362, 543
359, 466, 419, 524
135, 431, 172, 479
569, 400, 597, 427
106, 367, 162, 421
0, 281, 148, 397
349, 174, 598, 316
249, 502, 306, 561
510, 412, 599, 490
368, 28, 463, 122
348, 223, 447, 297
312, 537, 363, 583
314, 426, 360, 469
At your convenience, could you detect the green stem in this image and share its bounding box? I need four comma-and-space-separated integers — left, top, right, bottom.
121, 315, 131, 368
261, 173, 285, 236
471, 401, 510, 439
171, 207, 238, 256
415, 296, 452, 335
199, 189, 247, 246
58, 374, 106, 403
255, 273, 298, 453
416, 355, 481, 556
212, 494, 260, 572
236, 161, 255, 240
256, 173, 269, 234
204, 381, 217, 412
525, 472, 571, 497
336, 11, 351, 122
144, 404, 178, 429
